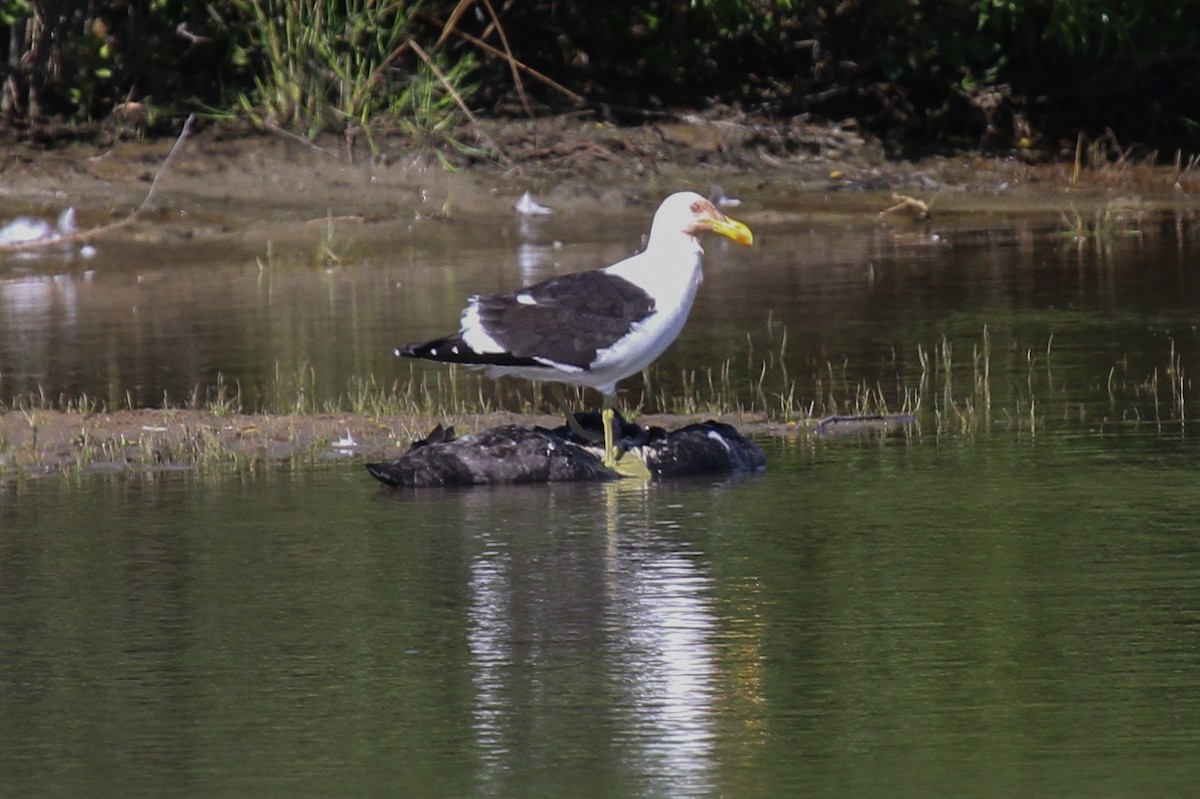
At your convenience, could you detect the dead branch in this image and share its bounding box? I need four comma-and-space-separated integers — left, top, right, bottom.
428, 14, 584, 104
0, 113, 196, 253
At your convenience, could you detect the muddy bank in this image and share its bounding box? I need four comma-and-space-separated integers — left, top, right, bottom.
2, 116, 1196, 256
0, 407, 805, 480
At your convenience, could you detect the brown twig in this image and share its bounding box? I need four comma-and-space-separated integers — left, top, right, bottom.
263, 122, 335, 155
135, 113, 195, 215
880, 193, 932, 220
0, 113, 196, 253
431, 15, 584, 105
362, 38, 414, 105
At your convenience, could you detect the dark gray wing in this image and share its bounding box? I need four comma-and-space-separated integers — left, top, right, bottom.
474, 270, 656, 369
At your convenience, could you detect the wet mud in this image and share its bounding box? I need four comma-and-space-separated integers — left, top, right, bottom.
4, 114, 1193, 252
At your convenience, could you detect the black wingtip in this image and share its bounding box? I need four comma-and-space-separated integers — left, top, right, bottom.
395, 335, 463, 361
409, 423, 456, 451
395, 334, 542, 368
396, 338, 450, 359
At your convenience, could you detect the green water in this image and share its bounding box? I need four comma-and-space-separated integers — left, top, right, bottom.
3, 428, 1200, 797
5, 199, 1198, 420
4, 195, 1200, 796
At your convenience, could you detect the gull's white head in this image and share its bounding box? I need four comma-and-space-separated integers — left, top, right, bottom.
647, 191, 754, 249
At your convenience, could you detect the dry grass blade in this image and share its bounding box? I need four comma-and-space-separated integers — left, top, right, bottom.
408, 39, 511, 165
435, 0, 476, 48
476, 0, 533, 119
0, 114, 196, 253
1073, 131, 1085, 183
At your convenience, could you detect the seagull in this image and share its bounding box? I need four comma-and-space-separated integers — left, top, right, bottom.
395, 191, 753, 472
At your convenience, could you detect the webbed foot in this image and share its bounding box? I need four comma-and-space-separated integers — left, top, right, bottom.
604, 451, 652, 480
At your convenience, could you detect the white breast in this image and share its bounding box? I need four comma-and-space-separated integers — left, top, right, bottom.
586, 242, 705, 393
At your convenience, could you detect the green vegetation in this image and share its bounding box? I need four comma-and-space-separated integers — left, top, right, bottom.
1058, 203, 1146, 246
216, 0, 475, 149
0, 328, 1190, 431
1, 1, 1196, 153
1, 327, 1191, 478
634, 324, 1190, 440
1, 0, 482, 146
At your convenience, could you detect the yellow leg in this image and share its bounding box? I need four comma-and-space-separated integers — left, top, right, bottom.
601, 396, 651, 479
602, 405, 617, 467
